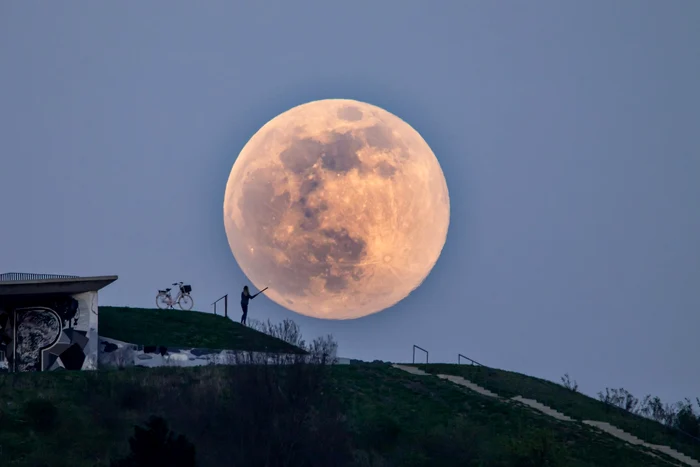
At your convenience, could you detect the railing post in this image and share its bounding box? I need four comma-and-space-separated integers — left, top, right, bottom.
212, 294, 229, 318
458, 353, 483, 366
412, 345, 428, 364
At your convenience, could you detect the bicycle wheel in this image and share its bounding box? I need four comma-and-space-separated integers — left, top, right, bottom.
156, 293, 169, 310
178, 294, 194, 311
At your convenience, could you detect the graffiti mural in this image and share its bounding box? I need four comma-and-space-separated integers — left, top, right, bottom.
0, 291, 98, 372
14, 307, 63, 372
0, 310, 10, 372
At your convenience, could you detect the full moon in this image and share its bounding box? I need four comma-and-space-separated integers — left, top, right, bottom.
224, 99, 449, 319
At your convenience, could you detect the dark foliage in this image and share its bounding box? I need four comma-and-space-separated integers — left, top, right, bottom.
111, 416, 196, 467
179, 362, 352, 467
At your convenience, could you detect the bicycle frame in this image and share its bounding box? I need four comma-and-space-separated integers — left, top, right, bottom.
162, 290, 184, 308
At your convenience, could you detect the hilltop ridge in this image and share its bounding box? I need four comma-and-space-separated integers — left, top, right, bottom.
98, 306, 306, 354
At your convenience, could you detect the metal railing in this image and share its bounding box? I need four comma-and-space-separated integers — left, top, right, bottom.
412, 345, 428, 364
458, 353, 483, 366
212, 294, 228, 317
0, 272, 79, 282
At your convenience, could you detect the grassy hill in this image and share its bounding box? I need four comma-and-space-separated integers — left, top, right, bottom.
417, 363, 700, 463
99, 306, 306, 354
0, 363, 691, 467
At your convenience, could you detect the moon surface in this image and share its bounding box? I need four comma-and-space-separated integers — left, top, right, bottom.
224, 99, 449, 319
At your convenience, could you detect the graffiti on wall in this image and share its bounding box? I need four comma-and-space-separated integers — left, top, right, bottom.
0, 291, 98, 372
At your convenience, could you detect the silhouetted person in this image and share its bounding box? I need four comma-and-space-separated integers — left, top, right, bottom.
240, 285, 260, 326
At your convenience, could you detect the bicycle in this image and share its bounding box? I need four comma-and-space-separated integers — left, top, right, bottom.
156, 282, 194, 311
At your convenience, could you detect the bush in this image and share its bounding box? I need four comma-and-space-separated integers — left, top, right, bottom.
560, 374, 578, 393
307, 334, 339, 364
597, 388, 640, 414
597, 387, 700, 438
248, 318, 306, 349
247, 318, 340, 365
674, 399, 700, 438
111, 416, 196, 467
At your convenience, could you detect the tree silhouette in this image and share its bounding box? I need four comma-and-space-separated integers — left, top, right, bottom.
111, 416, 196, 467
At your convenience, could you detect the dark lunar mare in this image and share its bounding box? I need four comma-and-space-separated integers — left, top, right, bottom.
337, 105, 364, 121
237, 130, 375, 298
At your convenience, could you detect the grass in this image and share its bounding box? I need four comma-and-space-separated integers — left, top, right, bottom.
331, 364, 676, 466
417, 363, 700, 462
0, 363, 682, 467
99, 306, 306, 354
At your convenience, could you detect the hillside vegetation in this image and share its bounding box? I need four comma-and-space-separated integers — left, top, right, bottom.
2, 312, 697, 466
0, 363, 685, 467
417, 363, 700, 463
98, 306, 306, 354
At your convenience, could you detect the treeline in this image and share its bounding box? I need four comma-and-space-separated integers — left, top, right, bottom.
246, 317, 339, 364
561, 374, 700, 438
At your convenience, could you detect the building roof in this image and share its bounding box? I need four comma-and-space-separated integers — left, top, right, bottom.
0, 273, 118, 296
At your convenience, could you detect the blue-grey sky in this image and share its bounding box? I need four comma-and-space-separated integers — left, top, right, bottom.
1, 1, 698, 403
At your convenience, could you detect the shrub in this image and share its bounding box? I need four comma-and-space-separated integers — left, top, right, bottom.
560, 374, 578, 392
674, 399, 700, 438
111, 415, 196, 467
307, 334, 339, 364
597, 388, 640, 414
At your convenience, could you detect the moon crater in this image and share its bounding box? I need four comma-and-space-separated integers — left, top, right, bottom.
224, 99, 449, 319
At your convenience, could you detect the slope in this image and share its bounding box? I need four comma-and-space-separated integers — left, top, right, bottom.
98, 306, 306, 354
417, 363, 700, 464
0, 363, 684, 467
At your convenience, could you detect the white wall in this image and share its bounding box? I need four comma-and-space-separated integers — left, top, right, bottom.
72, 291, 99, 370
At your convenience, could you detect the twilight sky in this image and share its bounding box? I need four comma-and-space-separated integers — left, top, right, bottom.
1, 1, 698, 403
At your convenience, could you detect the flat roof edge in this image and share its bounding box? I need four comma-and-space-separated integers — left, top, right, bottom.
0, 275, 119, 286
0, 275, 119, 296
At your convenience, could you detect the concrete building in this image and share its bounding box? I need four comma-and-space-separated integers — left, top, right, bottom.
0, 272, 117, 373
